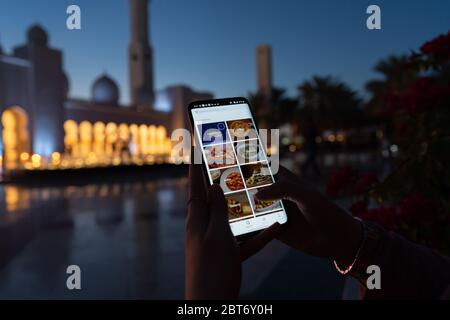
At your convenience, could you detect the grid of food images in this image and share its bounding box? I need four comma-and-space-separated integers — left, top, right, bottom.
198, 118, 284, 222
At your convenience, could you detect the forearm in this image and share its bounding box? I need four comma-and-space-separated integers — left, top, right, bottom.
346, 222, 450, 299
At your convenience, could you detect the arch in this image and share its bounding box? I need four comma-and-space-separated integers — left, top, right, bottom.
1, 106, 31, 171
105, 122, 118, 157
117, 123, 131, 161
156, 126, 167, 154
129, 124, 139, 156
139, 124, 148, 155
64, 120, 79, 157
118, 123, 129, 141
79, 121, 93, 157
93, 122, 106, 157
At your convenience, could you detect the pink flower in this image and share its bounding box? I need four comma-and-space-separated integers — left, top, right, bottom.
420, 31, 450, 63
399, 193, 442, 225
326, 167, 359, 197
387, 77, 450, 115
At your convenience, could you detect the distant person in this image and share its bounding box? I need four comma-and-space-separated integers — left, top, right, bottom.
185, 164, 450, 299
301, 118, 321, 177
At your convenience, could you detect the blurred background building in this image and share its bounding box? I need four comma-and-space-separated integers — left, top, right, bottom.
0, 0, 212, 176
255, 45, 273, 120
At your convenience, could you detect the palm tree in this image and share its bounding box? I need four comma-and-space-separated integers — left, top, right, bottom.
297, 76, 364, 131
248, 86, 297, 128
365, 55, 418, 119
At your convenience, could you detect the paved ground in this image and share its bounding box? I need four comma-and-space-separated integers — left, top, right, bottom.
0, 166, 347, 299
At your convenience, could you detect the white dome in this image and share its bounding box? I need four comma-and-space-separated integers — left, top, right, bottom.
91, 74, 120, 105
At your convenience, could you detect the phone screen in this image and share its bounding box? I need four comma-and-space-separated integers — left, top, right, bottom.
189, 98, 288, 237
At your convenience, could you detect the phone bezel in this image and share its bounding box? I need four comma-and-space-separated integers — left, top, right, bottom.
187, 96, 287, 243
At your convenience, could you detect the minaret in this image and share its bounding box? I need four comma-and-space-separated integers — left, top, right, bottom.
256, 45, 273, 120
257, 45, 272, 100
129, 0, 154, 108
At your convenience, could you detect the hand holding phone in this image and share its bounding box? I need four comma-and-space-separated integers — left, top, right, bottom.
185, 164, 281, 299
188, 97, 288, 242
255, 166, 363, 264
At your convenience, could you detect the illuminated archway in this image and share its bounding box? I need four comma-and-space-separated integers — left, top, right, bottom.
148, 125, 156, 154
156, 126, 167, 154
129, 124, 139, 156
105, 122, 118, 158
117, 123, 131, 161
1, 106, 30, 171
93, 122, 106, 157
79, 121, 93, 157
139, 124, 148, 155
64, 120, 79, 157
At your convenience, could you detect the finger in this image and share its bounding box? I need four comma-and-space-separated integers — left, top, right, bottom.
206, 184, 229, 235
188, 163, 207, 201
189, 146, 207, 200
278, 166, 298, 179
239, 222, 282, 261
186, 163, 208, 236
254, 178, 301, 202
275, 166, 299, 181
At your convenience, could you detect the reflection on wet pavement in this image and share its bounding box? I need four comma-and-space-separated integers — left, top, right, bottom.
0, 172, 344, 299
0, 177, 189, 299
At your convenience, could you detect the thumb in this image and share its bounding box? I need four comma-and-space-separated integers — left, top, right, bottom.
207, 184, 229, 232
240, 222, 282, 261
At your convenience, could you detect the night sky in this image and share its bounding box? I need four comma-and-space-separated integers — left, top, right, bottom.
0, 0, 449, 105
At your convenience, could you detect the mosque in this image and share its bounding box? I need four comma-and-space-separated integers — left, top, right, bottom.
0, 0, 212, 176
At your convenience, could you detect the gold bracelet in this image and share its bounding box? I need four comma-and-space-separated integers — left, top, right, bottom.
333, 218, 365, 275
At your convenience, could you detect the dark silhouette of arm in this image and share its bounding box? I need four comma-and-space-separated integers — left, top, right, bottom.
355, 227, 450, 299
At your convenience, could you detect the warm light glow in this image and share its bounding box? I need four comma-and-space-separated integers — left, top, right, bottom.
1, 107, 30, 171
267, 145, 278, 156
5, 186, 19, 211
64, 120, 79, 157
51, 152, 61, 162
105, 122, 118, 158
1, 116, 174, 172
80, 121, 93, 157
139, 124, 148, 155
20, 152, 30, 162
31, 154, 41, 168
93, 122, 106, 156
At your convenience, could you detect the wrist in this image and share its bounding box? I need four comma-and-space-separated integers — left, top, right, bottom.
334, 216, 364, 265
333, 220, 385, 283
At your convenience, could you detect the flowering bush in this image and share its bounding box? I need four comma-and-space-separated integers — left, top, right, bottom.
327, 31, 450, 254
420, 31, 450, 65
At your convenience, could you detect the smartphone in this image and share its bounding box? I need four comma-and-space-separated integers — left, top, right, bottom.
188, 97, 288, 241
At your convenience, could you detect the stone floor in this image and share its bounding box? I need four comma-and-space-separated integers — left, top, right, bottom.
0, 169, 345, 299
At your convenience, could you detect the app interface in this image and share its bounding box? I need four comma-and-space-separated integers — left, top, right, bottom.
191, 101, 287, 236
